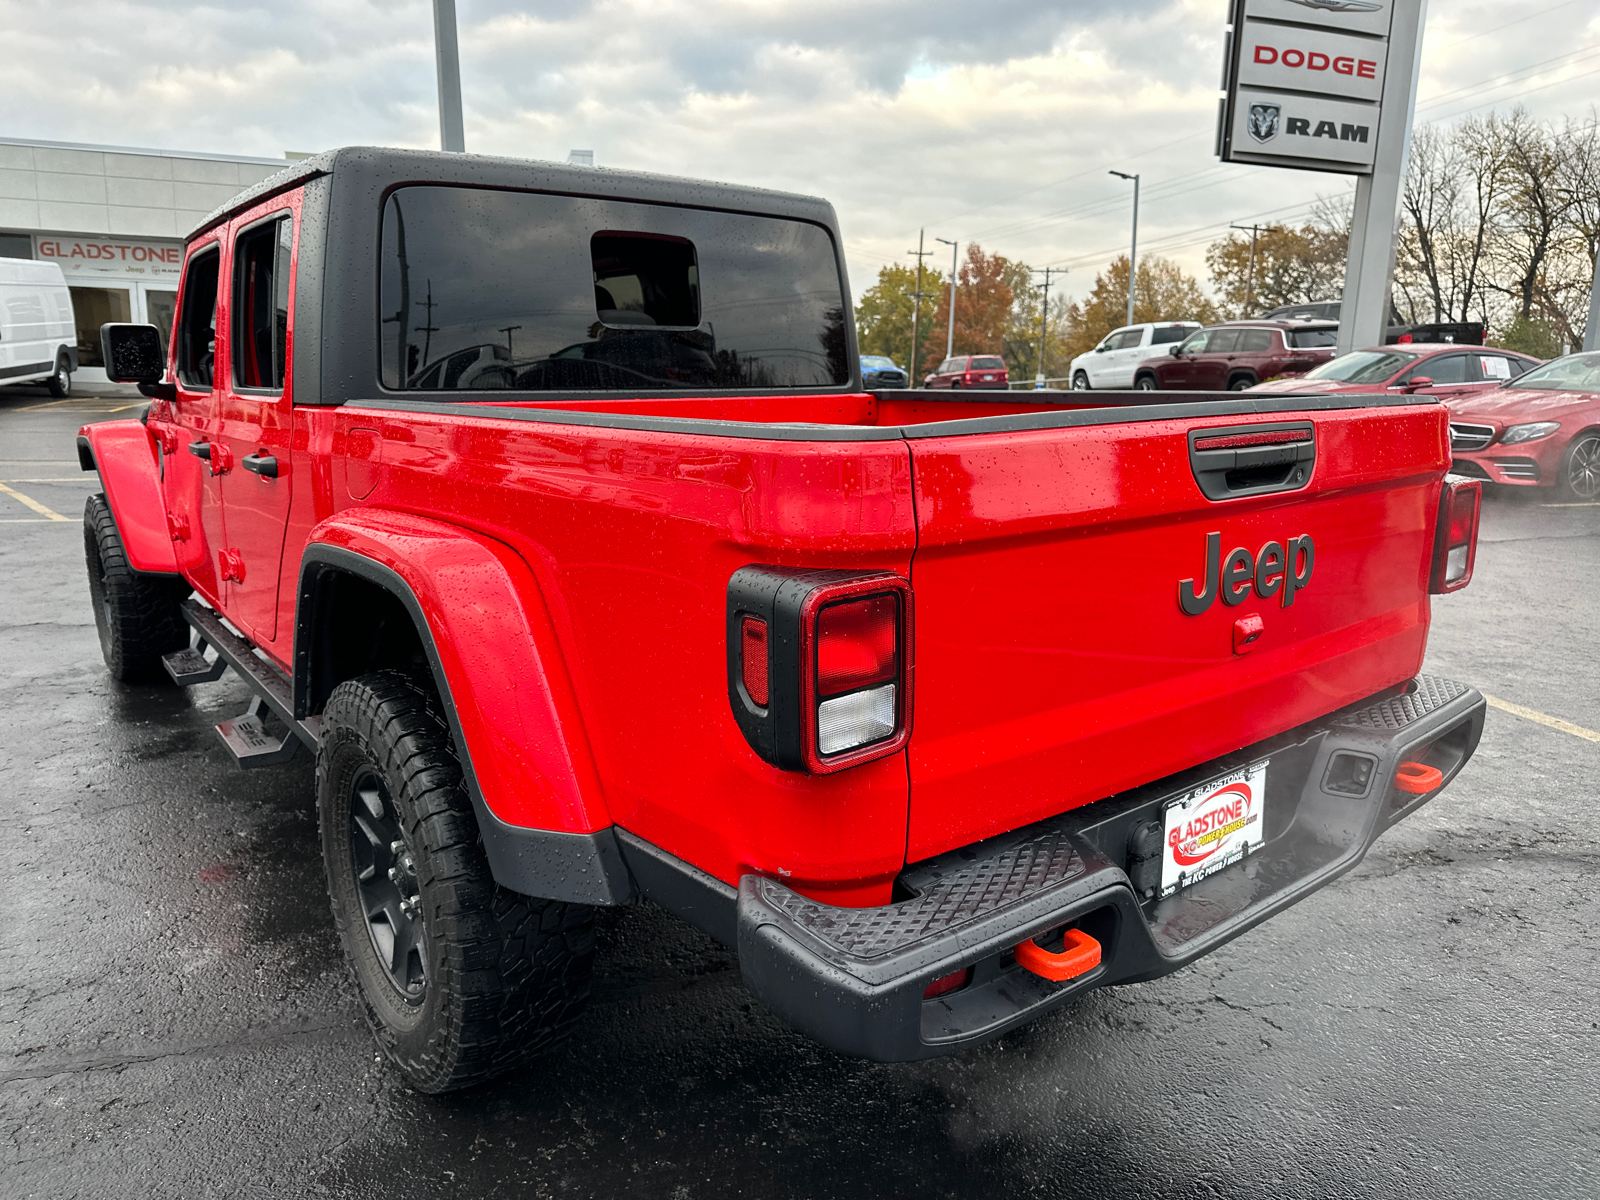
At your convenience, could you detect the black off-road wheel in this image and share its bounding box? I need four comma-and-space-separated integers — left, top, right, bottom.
83, 493, 190, 681
317, 671, 595, 1093
46, 353, 72, 398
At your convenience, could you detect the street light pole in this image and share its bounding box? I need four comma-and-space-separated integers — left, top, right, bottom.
1110, 171, 1139, 328
935, 238, 959, 361
433, 0, 466, 153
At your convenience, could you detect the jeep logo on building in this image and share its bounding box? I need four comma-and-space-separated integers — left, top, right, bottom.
1179, 532, 1315, 615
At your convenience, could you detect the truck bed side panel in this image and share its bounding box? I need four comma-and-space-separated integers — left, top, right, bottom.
904, 404, 1447, 861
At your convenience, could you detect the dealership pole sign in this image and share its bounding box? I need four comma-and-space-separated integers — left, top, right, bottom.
1218, 0, 1402, 175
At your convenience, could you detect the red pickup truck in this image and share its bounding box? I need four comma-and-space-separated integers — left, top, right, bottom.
80, 148, 1486, 1093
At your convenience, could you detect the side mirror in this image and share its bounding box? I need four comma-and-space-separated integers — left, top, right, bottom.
1169, 344, 1182, 357
1094, 345, 1106, 353
100, 323, 175, 398
1402, 376, 1434, 393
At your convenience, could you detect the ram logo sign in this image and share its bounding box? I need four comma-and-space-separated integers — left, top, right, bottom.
1247, 103, 1281, 143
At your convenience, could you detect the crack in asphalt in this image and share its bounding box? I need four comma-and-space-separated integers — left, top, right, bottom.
0, 1023, 358, 1084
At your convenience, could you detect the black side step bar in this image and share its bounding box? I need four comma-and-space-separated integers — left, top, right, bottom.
162, 599, 322, 769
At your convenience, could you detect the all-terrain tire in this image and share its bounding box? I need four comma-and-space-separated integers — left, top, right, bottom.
317, 671, 595, 1093
46, 353, 71, 398
83, 493, 191, 681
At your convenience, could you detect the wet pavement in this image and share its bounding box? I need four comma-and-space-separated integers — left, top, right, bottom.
2, 386, 1596, 1199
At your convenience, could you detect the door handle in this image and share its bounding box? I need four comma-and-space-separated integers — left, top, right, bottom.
242, 453, 279, 479
187, 441, 211, 460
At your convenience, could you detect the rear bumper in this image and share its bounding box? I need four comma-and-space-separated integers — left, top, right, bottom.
737, 675, 1484, 1061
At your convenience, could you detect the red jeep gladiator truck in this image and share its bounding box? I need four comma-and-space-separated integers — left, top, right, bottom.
80, 147, 1486, 1093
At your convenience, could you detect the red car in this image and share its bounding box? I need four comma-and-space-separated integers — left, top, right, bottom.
1133, 320, 1338, 391
1248, 344, 1540, 399
80, 147, 1485, 1091
1446, 351, 1600, 498
924, 353, 1009, 388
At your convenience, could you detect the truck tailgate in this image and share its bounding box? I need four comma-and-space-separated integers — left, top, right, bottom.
903, 399, 1448, 861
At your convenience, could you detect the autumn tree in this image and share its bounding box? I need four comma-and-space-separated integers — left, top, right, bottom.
1059, 256, 1219, 361
1206, 216, 1348, 319
919, 244, 1017, 376
854, 262, 942, 370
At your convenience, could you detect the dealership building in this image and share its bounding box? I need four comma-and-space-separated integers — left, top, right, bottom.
0, 136, 294, 384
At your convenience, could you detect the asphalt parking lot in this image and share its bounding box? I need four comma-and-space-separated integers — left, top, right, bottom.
1, 386, 1596, 1200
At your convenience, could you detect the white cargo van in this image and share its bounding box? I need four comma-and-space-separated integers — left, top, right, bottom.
0, 258, 77, 397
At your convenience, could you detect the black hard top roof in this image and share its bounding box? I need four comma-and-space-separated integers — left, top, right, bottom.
188, 145, 840, 241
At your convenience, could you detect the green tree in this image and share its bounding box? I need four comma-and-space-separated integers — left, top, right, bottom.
1061, 256, 1220, 361
1497, 315, 1564, 358
854, 262, 941, 371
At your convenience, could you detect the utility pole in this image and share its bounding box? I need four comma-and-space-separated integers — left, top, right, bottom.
416, 279, 439, 367
1230, 223, 1263, 317
935, 237, 958, 361
1110, 171, 1140, 328
433, 0, 466, 153
1033, 266, 1059, 387
908, 230, 932, 378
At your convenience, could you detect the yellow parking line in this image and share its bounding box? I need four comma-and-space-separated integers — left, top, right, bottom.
0, 481, 69, 522
1483, 694, 1600, 743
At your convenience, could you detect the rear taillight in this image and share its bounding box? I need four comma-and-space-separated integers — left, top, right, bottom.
1430, 478, 1481, 593
727, 567, 913, 774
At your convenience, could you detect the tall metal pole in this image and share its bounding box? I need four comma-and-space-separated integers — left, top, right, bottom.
433, 0, 466, 153
1337, 0, 1428, 355
908, 230, 932, 378
935, 237, 958, 360
1584, 249, 1600, 352
1111, 171, 1140, 327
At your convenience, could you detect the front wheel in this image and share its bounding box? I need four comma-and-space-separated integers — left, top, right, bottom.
1071, 371, 1090, 391
47, 354, 71, 398
318, 671, 595, 1093
1560, 431, 1600, 500
1134, 375, 1159, 391
84, 493, 190, 681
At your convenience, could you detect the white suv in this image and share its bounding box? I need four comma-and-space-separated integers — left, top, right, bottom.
1069, 322, 1200, 390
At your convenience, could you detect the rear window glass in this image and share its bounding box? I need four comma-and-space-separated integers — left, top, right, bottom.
971, 356, 1005, 369
379, 186, 849, 391
1289, 328, 1338, 348
1151, 326, 1190, 345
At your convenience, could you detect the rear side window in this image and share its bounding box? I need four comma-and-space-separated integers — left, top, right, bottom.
1151, 326, 1190, 345
1289, 328, 1337, 348
232, 214, 293, 390
1207, 329, 1242, 353
1237, 328, 1274, 352
176, 246, 220, 389
378, 187, 849, 391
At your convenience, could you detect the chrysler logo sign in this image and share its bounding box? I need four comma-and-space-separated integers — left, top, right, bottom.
1283, 0, 1383, 12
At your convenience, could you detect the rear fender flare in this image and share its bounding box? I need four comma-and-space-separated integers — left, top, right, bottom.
297, 511, 631, 905
76, 420, 180, 575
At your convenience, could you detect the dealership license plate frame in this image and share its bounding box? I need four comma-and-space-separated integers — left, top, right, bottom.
1159, 759, 1270, 899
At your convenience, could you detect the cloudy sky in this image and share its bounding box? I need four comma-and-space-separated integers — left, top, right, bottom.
5, 0, 1597, 302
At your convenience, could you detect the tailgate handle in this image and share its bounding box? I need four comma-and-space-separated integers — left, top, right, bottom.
1189, 422, 1314, 500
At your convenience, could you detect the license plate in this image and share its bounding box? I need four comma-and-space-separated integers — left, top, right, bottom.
1159, 760, 1268, 898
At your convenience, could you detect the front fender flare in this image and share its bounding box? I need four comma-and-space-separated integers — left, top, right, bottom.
77, 420, 179, 575
298, 511, 631, 905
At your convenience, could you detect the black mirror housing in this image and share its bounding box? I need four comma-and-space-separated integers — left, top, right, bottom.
1169, 344, 1182, 356
100, 323, 166, 384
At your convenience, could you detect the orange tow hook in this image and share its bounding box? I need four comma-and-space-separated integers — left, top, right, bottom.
1014, 927, 1102, 983
1394, 760, 1444, 795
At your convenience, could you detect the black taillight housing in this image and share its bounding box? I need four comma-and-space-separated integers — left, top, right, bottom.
1430, 478, 1482, 594
727, 565, 913, 774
